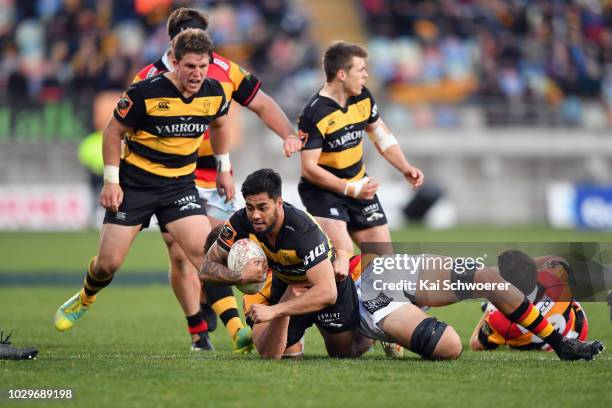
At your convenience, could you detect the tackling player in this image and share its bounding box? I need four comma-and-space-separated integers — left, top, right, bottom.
470, 256, 589, 351
201, 169, 371, 359
350, 251, 604, 360
133, 7, 302, 352
53, 30, 231, 351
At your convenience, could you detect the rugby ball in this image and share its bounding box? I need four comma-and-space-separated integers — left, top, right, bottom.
227, 238, 267, 295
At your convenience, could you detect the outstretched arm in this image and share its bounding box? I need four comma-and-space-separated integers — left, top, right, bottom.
247, 90, 301, 157
365, 119, 424, 190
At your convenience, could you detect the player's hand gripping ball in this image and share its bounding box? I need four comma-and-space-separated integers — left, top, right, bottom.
227, 238, 267, 294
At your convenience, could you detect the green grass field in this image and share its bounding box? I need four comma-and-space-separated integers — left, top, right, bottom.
1, 227, 611, 407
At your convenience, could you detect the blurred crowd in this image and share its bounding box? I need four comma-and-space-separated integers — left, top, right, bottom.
361, 0, 612, 127
0, 0, 318, 116
2, 0, 612, 130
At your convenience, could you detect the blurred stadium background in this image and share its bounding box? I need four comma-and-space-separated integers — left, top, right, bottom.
0, 0, 611, 232
1, 3, 611, 405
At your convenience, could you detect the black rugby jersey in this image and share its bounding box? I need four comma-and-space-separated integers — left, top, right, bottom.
113, 74, 229, 179
217, 202, 334, 283
298, 87, 379, 181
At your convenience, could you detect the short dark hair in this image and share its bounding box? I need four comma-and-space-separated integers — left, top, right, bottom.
204, 224, 224, 253
167, 7, 209, 40
172, 28, 214, 62
241, 169, 282, 199
323, 41, 368, 82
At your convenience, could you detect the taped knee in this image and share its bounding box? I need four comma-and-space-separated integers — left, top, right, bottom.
450, 260, 478, 300
410, 317, 448, 358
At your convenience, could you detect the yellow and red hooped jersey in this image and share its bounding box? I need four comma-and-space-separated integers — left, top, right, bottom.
479, 260, 588, 350
133, 51, 261, 188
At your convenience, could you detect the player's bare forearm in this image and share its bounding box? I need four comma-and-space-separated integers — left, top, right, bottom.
248, 91, 295, 141
272, 260, 338, 318
272, 284, 336, 318
379, 144, 410, 172
300, 149, 346, 194
209, 115, 230, 155
199, 243, 241, 284
102, 117, 129, 166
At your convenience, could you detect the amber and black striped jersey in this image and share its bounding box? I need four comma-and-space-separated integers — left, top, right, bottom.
217, 202, 334, 283
114, 74, 229, 180
133, 52, 261, 188
298, 87, 379, 181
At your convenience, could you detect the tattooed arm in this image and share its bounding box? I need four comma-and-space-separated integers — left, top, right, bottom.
200, 242, 267, 284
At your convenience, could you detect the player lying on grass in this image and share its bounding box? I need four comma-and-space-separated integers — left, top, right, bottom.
470, 256, 589, 351
350, 251, 604, 361
200, 169, 371, 359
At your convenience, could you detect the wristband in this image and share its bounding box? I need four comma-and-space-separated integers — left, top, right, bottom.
344, 177, 370, 198
368, 126, 398, 152
103, 165, 119, 184
215, 153, 231, 172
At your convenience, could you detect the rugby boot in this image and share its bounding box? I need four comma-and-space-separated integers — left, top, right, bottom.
555, 337, 605, 361
200, 302, 218, 332
0, 331, 38, 360
232, 326, 253, 353
381, 341, 404, 358
54, 290, 95, 331
191, 331, 215, 351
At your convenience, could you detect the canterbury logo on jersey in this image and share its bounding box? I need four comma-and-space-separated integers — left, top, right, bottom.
327, 129, 364, 149
154, 123, 208, 136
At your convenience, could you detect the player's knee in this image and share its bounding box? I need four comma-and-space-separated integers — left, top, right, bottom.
95, 255, 121, 278
260, 350, 284, 360
470, 334, 485, 351
410, 317, 460, 360
432, 327, 462, 360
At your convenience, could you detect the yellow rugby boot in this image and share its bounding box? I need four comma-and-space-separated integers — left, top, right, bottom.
232, 326, 254, 353
54, 290, 95, 331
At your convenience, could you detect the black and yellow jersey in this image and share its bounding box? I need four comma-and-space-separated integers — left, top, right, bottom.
217, 202, 334, 283
113, 74, 229, 180
133, 52, 261, 188
298, 87, 379, 181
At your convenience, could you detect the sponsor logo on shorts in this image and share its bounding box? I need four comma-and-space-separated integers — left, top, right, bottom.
366, 212, 384, 222
317, 312, 341, 325
174, 195, 197, 205
179, 202, 202, 211
362, 203, 380, 215
362, 292, 393, 314
330, 208, 339, 216
115, 211, 127, 221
